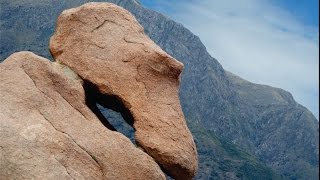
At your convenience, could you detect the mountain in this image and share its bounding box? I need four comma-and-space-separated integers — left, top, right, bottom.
0, 0, 318, 179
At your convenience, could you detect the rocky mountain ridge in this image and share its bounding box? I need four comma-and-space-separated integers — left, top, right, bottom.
113, 1, 318, 179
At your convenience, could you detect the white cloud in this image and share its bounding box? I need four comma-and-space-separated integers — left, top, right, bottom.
145, 0, 319, 119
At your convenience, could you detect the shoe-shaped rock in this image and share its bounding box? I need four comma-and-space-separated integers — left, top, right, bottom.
50, 2, 198, 179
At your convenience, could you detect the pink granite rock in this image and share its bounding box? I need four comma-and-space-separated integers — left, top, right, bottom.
0, 52, 165, 180
50, 2, 198, 179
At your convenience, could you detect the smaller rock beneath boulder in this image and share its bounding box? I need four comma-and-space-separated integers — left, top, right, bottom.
0, 51, 165, 180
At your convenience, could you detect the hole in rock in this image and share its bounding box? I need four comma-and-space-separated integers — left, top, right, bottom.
97, 104, 135, 143
83, 80, 136, 144
84, 80, 174, 179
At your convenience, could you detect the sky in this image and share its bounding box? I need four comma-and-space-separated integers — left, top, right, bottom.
140, 0, 319, 119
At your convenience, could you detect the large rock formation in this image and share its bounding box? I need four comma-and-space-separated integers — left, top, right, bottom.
49, 3, 198, 179
0, 0, 318, 179
0, 52, 166, 179
0, 3, 198, 180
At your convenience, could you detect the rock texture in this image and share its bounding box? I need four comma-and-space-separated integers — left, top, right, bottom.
50, 3, 198, 179
0, 51, 166, 179
0, 0, 318, 179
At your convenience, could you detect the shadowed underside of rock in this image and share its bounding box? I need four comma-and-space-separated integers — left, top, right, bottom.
50, 2, 198, 179
0, 52, 165, 179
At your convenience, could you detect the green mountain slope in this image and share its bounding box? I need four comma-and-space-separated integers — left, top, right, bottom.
188, 120, 281, 180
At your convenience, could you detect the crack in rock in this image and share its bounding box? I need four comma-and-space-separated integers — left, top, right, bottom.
38, 110, 104, 175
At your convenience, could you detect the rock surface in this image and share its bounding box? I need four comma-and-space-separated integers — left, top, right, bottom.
0, 51, 166, 179
50, 3, 198, 179
1, 0, 318, 179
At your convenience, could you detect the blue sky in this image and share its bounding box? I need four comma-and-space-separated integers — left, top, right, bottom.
140, 0, 319, 27
271, 0, 319, 27
140, 0, 319, 119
